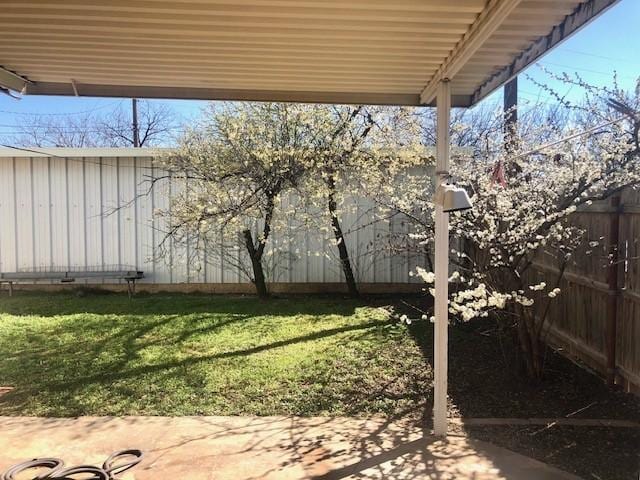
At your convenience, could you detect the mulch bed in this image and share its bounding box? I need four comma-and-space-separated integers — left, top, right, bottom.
463, 424, 639, 480
375, 294, 640, 480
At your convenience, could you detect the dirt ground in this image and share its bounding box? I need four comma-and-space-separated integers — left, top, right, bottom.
389, 294, 640, 480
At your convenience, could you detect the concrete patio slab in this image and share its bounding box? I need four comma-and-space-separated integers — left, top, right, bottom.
0, 416, 581, 480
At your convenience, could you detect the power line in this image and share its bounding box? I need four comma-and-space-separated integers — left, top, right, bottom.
0, 100, 124, 116
518, 91, 561, 105
0, 143, 159, 170
0, 144, 66, 158
513, 116, 628, 159
557, 48, 640, 67
519, 89, 565, 99
538, 61, 638, 80
0, 124, 186, 132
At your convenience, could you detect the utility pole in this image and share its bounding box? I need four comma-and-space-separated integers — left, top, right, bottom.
491, 76, 518, 185
504, 76, 518, 151
132, 98, 140, 147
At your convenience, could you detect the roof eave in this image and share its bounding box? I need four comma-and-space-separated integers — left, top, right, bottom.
469, 0, 620, 106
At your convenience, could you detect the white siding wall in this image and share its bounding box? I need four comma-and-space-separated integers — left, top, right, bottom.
0, 149, 430, 285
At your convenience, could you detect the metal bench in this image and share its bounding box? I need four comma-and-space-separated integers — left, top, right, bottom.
0, 266, 144, 298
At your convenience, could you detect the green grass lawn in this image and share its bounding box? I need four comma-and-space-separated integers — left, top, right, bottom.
0, 292, 431, 417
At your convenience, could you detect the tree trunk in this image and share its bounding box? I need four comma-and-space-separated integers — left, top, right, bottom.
241, 194, 276, 299
516, 306, 544, 380
516, 315, 536, 378
243, 229, 269, 298
327, 173, 359, 297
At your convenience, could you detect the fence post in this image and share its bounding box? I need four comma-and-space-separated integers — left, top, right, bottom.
606, 195, 621, 387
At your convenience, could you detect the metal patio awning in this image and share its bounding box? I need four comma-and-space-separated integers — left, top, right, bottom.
0, 0, 619, 106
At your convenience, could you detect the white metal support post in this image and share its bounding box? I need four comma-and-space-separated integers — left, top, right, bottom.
433, 79, 451, 437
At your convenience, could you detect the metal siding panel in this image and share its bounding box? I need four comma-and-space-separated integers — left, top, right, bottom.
84, 158, 103, 275
31, 156, 51, 270
323, 236, 341, 283
185, 177, 206, 283
170, 175, 187, 283
277, 202, 289, 283
342, 195, 358, 283
118, 157, 137, 270
358, 197, 376, 283
267, 217, 286, 283
306, 207, 324, 283
152, 171, 171, 283
48, 157, 69, 270
101, 157, 120, 281
191, 227, 206, 283
14, 157, 34, 270
136, 158, 155, 282
409, 218, 427, 284
1, 151, 422, 285
390, 213, 410, 283
236, 224, 250, 283
287, 196, 306, 283
204, 229, 222, 284
375, 216, 392, 283
218, 232, 228, 284
0, 158, 17, 272
67, 157, 86, 269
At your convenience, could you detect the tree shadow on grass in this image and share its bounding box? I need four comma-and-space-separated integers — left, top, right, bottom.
40, 319, 394, 393
0, 310, 249, 414
0, 293, 399, 417
0, 291, 365, 317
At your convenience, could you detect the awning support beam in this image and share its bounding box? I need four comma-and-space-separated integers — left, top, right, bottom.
22, 81, 473, 107
433, 79, 451, 437
420, 0, 523, 105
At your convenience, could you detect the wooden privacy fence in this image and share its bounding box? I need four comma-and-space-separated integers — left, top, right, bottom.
531, 188, 640, 394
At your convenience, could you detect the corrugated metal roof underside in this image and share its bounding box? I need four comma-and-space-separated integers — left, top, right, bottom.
0, 0, 617, 106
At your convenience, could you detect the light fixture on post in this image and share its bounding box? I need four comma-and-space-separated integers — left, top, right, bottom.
434, 180, 473, 213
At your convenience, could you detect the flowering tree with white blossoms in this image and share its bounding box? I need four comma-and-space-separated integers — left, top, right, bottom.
299, 105, 424, 297
406, 76, 640, 379
157, 102, 319, 297
157, 102, 424, 298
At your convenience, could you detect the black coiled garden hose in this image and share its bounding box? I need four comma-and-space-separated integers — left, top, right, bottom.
0, 449, 143, 480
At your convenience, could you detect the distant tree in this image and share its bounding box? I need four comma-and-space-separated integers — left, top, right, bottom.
5, 100, 178, 148
420, 99, 570, 157
96, 101, 177, 147
8, 112, 101, 148
421, 102, 501, 154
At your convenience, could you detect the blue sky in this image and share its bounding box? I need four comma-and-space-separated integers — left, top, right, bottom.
1, 0, 638, 135
489, 0, 640, 107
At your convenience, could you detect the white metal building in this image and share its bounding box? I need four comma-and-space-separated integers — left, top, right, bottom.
0, 148, 427, 289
